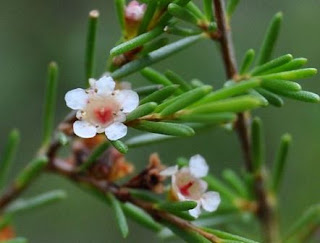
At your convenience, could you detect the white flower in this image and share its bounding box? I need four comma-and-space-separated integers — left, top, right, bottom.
65, 76, 139, 140
125, 1, 146, 22
160, 155, 221, 218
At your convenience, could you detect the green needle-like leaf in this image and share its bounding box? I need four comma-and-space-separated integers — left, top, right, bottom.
156, 201, 197, 212
261, 79, 301, 92
261, 57, 308, 75
126, 134, 174, 148
160, 86, 212, 116
141, 68, 173, 86
0, 129, 20, 190
251, 54, 293, 76
2, 238, 28, 243
257, 12, 283, 65
239, 49, 255, 75
5, 190, 67, 214
251, 117, 265, 171
126, 102, 158, 121
168, 3, 199, 25
204, 228, 258, 243
110, 140, 128, 154
177, 112, 236, 124
134, 85, 163, 96
138, 0, 158, 34
140, 38, 169, 55
107, 193, 129, 238
195, 79, 261, 105
114, 0, 126, 33
85, 10, 99, 82
140, 85, 179, 105
111, 35, 204, 79
186, 2, 206, 20
257, 68, 317, 80
165, 25, 202, 37
42, 62, 58, 147
14, 156, 48, 190
133, 121, 195, 136
78, 141, 110, 172
271, 89, 320, 103
255, 88, 284, 107
226, 0, 240, 19
122, 202, 162, 232
222, 170, 249, 198
110, 27, 163, 57
271, 133, 292, 192
165, 70, 192, 92
188, 95, 263, 114
203, 0, 214, 21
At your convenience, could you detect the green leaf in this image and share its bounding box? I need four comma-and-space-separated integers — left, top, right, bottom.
165, 70, 192, 92
114, 0, 126, 33
186, 2, 206, 20
226, 0, 240, 19
239, 49, 255, 75
204, 175, 236, 201
194, 79, 261, 105
258, 68, 317, 80
261, 79, 301, 92
134, 85, 163, 96
163, 221, 212, 243
284, 204, 320, 241
5, 190, 66, 214
126, 134, 174, 148
188, 95, 263, 114
203, 0, 214, 21
2, 238, 28, 243
251, 54, 292, 76
255, 88, 284, 107
248, 89, 269, 106
168, 3, 199, 25
261, 57, 308, 75
171, 211, 196, 221
15, 156, 48, 189
126, 102, 157, 121
138, 0, 158, 34
251, 117, 265, 171
156, 201, 197, 212
140, 38, 169, 55
222, 170, 249, 198
165, 25, 202, 37
160, 86, 213, 116
270, 89, 320, 103
78, 141, 110, 172
110, 27, 163, 56
42, 62, 59, 147
177, 112, 236, 124
204, 228, 258, 243
107, 193, 129, 238
110, 140, 128, 154
122, 202, 162, 232
140, 85, 179, 105
133, 121, 195, 137
111, 35, 204, 79
0, 129, 20, 190
257, 12, 283, 65
85, 10, 99, 82
141, 67, 173, 86
271, 133, 292, 192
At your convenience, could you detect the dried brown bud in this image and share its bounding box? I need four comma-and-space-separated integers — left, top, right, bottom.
0, 224, 15, 241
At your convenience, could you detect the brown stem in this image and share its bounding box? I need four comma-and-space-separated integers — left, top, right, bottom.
212, 0, 279, 242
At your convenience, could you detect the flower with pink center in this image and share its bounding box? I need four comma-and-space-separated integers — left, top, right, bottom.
160, 155, 221, 218
125, 0, 146, 22
64, 76, 139, 140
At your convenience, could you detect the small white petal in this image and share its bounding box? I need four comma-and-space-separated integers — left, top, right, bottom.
114, 112, 126, 123
189, 154, 209, 178
115, 90, 139, 113
95, 76, 115, 95
65, 88, 88, 110
105, 122, 127, 141
189, 202, 201, 218
73, 121, 97, 138
198, 179, 208, 194
200, 191, 221, 212
160, 165, 179, 176
89, 78, 96, 87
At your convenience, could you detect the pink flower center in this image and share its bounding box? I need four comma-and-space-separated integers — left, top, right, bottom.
94, 107, 113, 124
179, 181, 194, 196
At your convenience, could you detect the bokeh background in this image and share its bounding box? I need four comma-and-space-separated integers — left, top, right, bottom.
0, 0, 319, 242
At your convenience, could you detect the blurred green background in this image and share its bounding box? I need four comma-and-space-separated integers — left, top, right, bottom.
0, 0, 319, 242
